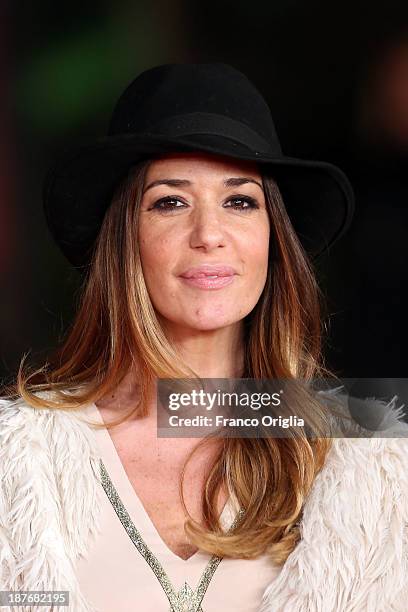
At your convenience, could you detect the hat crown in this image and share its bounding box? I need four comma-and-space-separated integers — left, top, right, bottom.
107, 63, 281, 155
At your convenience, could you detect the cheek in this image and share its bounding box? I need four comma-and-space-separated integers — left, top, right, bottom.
244, 228, 270, 275
139, 226, 174, 272
138, 227, 183, 308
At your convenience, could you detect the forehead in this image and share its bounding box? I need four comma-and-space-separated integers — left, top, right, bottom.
144, 152, 261, 180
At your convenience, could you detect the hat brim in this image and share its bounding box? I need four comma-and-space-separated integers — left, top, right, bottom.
43, 132, 355, 270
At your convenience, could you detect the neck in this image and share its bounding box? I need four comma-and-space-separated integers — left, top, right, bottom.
95, 322, 246, 422
162, 320, 245, 379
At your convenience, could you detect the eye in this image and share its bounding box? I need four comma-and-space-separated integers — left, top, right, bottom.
149, 196, 187, 213
224, 196, 259, 212
148, 194, 260, 213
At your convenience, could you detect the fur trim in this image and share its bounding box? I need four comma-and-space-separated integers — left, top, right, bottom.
1, 389, 408, 611
259, 389, 408, 612
0, 395, 104, 612
259, 435, 408, 611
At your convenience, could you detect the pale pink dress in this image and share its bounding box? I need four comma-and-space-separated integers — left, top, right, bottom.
75, 403, 280, 612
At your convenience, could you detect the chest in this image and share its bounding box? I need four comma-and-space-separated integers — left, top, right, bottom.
106, 425, 227, 561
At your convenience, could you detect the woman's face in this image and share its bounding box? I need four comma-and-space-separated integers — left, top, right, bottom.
138, 152, 270, 332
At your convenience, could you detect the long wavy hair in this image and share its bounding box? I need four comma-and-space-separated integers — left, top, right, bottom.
1, 156, 340, 564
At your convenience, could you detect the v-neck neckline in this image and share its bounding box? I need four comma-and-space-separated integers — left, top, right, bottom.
88, 402, 237, 565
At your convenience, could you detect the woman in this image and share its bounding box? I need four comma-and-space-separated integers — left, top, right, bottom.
1, 63, 408, 612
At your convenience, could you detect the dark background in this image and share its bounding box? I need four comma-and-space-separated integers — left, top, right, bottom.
1, 0, 408, 389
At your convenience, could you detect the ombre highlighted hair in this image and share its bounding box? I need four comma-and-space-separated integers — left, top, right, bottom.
1, 157, 339, 564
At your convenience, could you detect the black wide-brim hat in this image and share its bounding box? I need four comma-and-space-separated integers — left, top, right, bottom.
43, 62, 355, 271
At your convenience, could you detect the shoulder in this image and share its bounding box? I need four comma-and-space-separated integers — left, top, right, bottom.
309, 393, 408, 571
0, 391, 65, 428
0, 391, 101, 481
0, 393, 104, 571
311, 434, 408, 534
259, 398, 408, 612
308, 388, 408, 514
0, 392, 99, 452
312, 388, 408, 503
0, 394, 54, 470
0, 394, 103, 607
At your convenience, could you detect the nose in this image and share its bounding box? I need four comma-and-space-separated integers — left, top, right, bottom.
189, 205, 226, 251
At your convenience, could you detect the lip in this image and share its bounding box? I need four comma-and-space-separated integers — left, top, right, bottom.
179, 264, 237, 279
178, 264, 237, 291
179, 275, 235, 290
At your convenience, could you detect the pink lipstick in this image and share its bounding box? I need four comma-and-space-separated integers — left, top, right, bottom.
179, 264, 237, 290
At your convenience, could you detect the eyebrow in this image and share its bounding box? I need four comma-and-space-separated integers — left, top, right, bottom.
142, 177, 264, 194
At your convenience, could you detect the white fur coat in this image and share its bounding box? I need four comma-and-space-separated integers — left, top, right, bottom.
1, 391, 408, 612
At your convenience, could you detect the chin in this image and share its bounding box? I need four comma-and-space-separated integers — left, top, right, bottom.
190, 322, 232, 331
157, 303, 248, 332
180, 314, 241, 331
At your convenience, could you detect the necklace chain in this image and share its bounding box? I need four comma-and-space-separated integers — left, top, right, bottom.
99, 458, 245, 612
